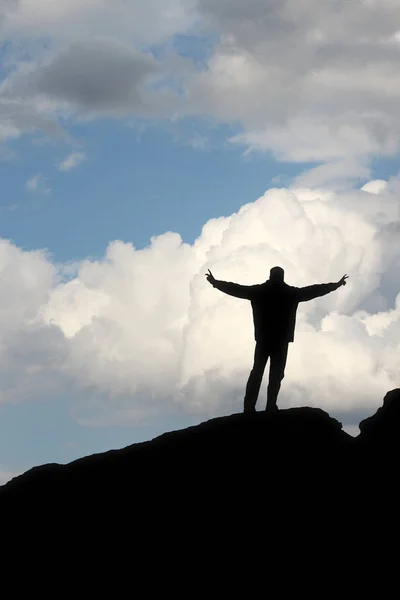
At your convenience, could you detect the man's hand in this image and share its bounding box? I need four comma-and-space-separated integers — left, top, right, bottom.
206, 269, 216, 285
337, 274, 349, 287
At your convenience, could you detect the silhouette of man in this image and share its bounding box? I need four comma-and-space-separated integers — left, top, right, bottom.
206, 266, 349, 412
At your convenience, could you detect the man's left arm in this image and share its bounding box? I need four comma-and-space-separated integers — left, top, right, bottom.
297, 274, 349, 302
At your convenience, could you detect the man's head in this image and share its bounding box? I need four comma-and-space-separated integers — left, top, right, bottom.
269, 266, 284, 282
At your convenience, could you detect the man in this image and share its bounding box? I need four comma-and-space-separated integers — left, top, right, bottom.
206, 266, 349, 412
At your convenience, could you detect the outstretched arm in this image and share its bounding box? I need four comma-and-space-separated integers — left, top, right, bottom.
205, 269, 253, 299
297, 274, 349, 302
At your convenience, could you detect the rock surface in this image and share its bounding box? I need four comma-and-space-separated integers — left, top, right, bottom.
1, 406, 352, 506
2, 394, 400, 584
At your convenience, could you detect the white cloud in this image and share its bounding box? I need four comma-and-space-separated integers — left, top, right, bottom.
0, 182, 399, 425
0, 2, 196, 142
29, 41, 163, 115
1, 0, 197, 46
361, 179, 388, 194
282, 159, 372, 193
180, 0, 400, 185
0, 94, 66, 145
0, 240, 68, 404
25, 173, 51, 194
58, 151, 86, 171
0, 39, 183, 132
3, 0, 400, 188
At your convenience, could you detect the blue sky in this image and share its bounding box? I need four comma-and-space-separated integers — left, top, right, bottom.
1, 119, 313, 263
1, 0, 400, 484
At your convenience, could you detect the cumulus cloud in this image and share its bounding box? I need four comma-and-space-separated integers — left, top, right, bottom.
25, 173, 51, 194
1, 182, 400, 427
58, 151, 86, 171
0, 240, 69, 404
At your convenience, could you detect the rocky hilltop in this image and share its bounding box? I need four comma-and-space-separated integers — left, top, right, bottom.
1, 405, 353, 506
1, 391, 399, 581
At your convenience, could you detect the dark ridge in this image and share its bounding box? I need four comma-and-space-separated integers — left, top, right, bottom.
358, 388, 400, 449
1, 407, 352, 504
2, 392, 400, 585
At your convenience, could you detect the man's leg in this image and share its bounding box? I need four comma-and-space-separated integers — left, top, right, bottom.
244, 342, 269, 413
266, 342, 289, 410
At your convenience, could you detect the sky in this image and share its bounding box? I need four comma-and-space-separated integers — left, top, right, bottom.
1, 0, 400, 485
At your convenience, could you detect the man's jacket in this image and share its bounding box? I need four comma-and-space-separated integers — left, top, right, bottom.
212, 279, 339, 343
